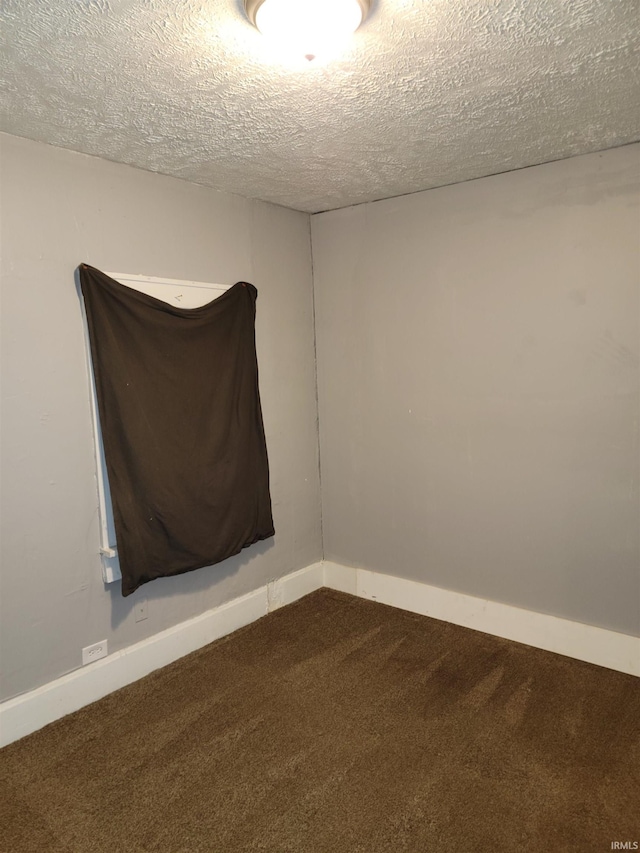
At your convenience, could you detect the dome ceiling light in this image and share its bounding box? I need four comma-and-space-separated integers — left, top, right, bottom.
244, 0, 371, 62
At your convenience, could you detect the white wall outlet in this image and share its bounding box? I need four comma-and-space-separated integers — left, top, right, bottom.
82, 640, 108, 666
134, 598, 148, 623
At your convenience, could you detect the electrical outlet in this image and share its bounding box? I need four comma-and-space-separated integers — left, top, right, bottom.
82, 640, 108, 666
134, 598, 148, 623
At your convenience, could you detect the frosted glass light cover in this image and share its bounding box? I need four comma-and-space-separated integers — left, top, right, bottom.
254, 0, 365, 60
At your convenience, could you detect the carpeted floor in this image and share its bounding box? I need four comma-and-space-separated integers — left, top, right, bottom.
1, 588, 638, 852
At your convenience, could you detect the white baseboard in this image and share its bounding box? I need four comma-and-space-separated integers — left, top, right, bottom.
0, 563, 324, 748
322, 562, 640, 678
268, 560, 324, 610
3, 559, 637, 748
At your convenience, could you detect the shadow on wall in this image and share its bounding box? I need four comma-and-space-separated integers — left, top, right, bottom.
109, 537, 275, 631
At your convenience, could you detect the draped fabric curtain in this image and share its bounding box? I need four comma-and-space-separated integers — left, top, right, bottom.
79, 264, 274, 596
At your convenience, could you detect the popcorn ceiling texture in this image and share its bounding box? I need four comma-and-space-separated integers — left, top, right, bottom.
1, 0, 639, 213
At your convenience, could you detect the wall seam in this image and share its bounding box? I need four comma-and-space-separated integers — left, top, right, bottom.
307, 213, 324, 561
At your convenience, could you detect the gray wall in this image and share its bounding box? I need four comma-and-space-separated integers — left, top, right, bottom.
312, 144, 640, 637
2, 134, 638, 705
0, 133, 322, 700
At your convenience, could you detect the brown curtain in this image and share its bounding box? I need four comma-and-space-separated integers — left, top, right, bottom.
79, 264, 274, 596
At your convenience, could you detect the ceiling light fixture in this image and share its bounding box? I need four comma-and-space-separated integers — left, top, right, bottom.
244, 0, 371, 62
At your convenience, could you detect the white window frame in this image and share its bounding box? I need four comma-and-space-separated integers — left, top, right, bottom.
81, 272, 230, 584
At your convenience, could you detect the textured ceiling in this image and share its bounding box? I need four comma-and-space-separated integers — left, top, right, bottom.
1, 0, 639, 213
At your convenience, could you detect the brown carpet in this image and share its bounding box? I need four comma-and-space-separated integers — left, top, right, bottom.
1, 589, 638, 853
